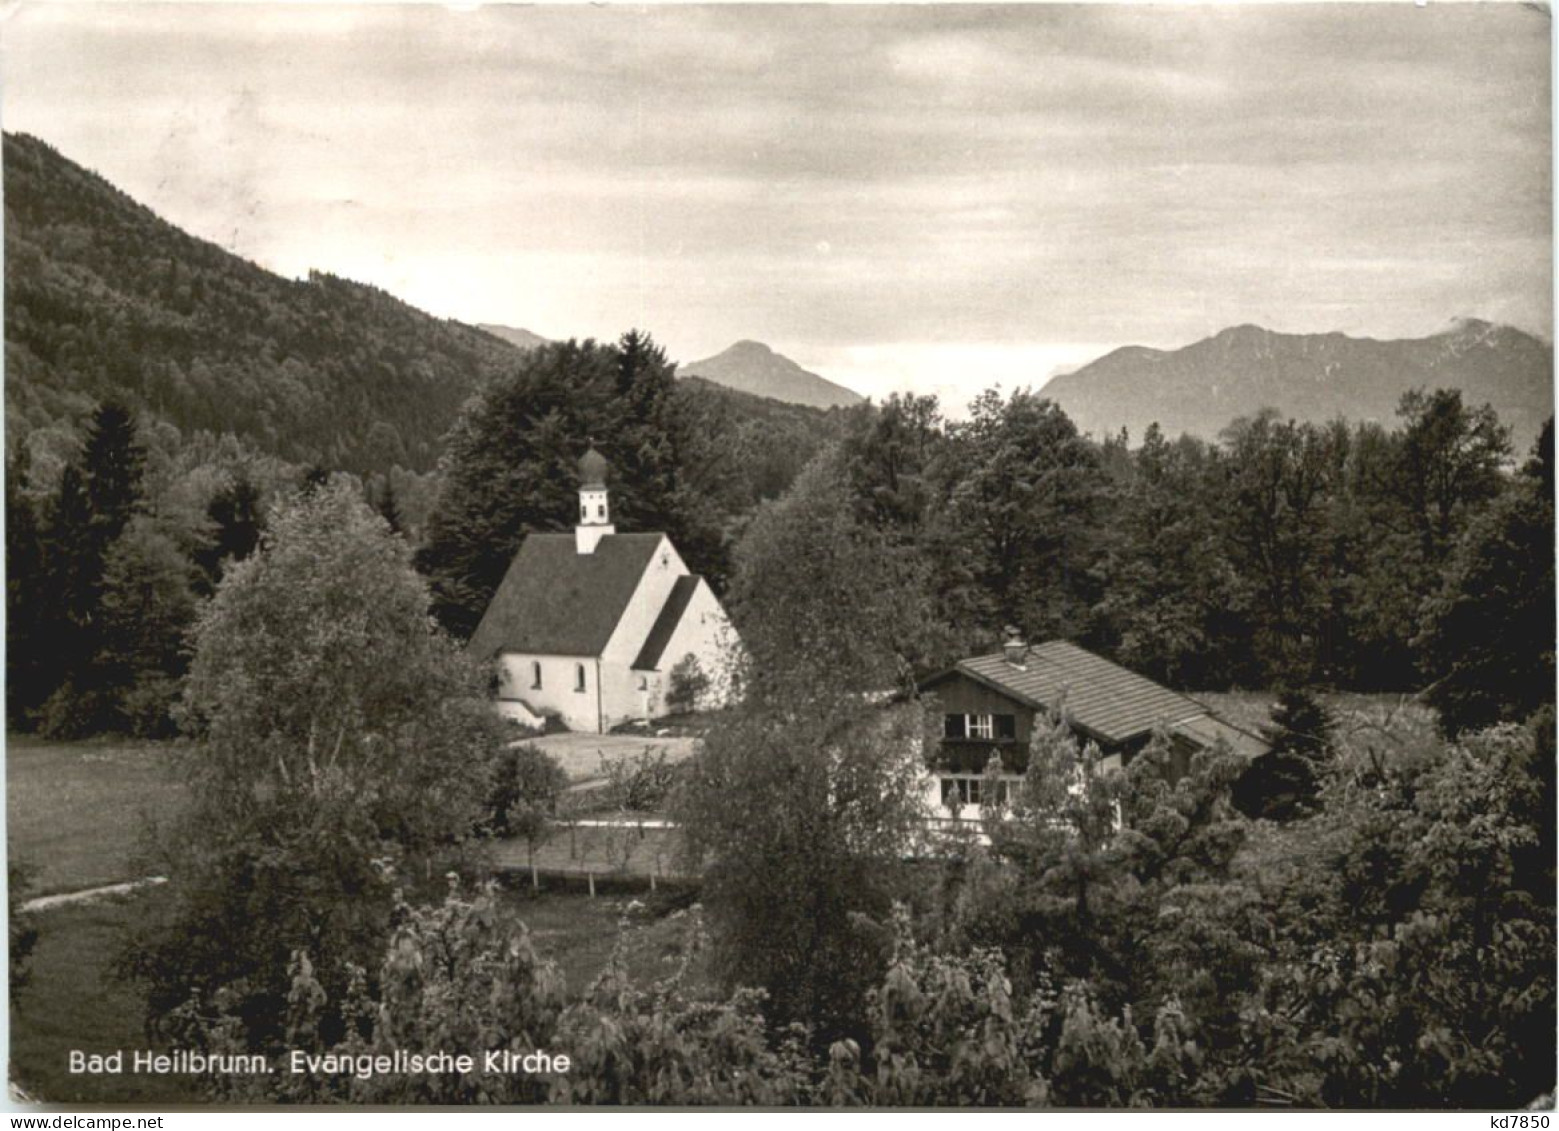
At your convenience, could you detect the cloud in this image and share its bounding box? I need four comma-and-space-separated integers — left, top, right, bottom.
2, 1, 1548, 395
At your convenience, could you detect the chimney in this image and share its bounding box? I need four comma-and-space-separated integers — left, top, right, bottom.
1002, 626, 1027, 667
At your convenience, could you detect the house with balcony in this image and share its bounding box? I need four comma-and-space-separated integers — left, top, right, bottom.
918, 632, 1268, 821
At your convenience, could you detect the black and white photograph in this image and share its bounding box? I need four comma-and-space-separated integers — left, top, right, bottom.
1, 0, 1554, 1112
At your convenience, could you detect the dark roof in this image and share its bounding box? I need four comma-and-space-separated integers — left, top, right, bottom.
1171, 713, 1269, 761
927, 640, 1210, 746
631, 575, 702, 671
468, 533, 663, 657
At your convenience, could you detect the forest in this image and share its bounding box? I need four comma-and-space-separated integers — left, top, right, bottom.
13, 324, 1548, 741
6, 322, 1553, 1108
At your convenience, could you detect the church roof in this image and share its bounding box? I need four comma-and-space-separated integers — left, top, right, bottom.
468, 532, 663, 658
632, 575, 703, 671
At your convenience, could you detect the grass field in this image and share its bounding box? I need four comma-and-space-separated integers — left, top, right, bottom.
8, 891, 197, 1106
1195, 689, 1440, 766
7, 736, 184, 896
5, 737, 712, 1104
8, 881, 712, 1105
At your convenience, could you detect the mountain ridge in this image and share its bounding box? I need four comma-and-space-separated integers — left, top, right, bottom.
1042, 320, 1552, 451
3, 131, 519, 475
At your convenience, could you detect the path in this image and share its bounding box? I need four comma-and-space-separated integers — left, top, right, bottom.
19, 876, 167, 914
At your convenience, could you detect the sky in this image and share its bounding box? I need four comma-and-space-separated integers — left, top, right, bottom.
1, 2, 1551, 410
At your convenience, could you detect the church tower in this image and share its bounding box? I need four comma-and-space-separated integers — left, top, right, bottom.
575, 446, 616, 554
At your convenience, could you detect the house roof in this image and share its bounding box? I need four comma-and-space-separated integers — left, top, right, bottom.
1171, 713, 1269, 761
468, 532, 664, 658
632, 575, 702, 671
927, 640, 1213, 746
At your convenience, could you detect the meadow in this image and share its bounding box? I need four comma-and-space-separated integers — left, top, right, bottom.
7, 692, 1432, 1104
6, 735, 712, 1104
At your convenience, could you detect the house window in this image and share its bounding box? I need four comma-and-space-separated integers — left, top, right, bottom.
580, 503, 588, 522
941, 775, 1019, 809
530, 662, 542, 690
944, 713, 1016, 741
575, 663, 587, 692
597, 504, 606, 519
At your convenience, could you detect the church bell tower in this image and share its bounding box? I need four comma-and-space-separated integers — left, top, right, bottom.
575, 446, 616, 554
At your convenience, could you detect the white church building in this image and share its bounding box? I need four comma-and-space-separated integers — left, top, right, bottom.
468, 448, 741, 733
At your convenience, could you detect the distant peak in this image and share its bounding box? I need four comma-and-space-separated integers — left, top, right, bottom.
1444, 316, 1500, 341
1216, 323, 1272, 340
725, 339, 773, 354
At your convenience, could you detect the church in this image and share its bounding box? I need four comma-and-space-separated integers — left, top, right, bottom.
467, 448, 741, 733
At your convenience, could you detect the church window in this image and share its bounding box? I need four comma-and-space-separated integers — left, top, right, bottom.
575, 663, 587, 692
531, 662, 542, 689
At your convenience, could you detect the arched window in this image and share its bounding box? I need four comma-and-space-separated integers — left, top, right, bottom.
596, 503, 606, 519
530, 662, 542, 689
580, 503, 588, 522
575, 663, 587, 692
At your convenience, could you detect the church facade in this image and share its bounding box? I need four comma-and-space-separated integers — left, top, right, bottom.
467, 449, 740, 733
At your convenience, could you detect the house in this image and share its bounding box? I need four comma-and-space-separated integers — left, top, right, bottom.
468, 448, 740, 733
918, 631, 1267, 820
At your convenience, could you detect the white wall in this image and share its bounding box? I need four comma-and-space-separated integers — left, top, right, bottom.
596, 536, 685, 730
492, 537, 745, 733
652, 579, 743, 713
495, 652, 601, 733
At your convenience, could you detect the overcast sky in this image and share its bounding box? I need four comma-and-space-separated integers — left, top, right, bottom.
2, 3, 1551, 409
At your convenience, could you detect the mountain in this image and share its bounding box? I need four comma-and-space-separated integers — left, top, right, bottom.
1042, 321, 1553, 453
4, 132, 522, 475
478, 324, 550, 351
678, 340, 864, 410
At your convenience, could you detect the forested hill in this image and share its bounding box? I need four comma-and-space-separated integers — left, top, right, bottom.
4, 132, 520, 475
1044, 321, 1553, 452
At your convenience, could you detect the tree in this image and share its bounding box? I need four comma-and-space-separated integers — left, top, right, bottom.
80, 401, 145, 553
1092, 426, 1241, 687
417, 333, 728, 637
1416, 419, 1554, 737
94, 515, 201, 736
1232, 689, 1336, 820
34, 402, 150, 736
1261, 720, 1556, 1106
8, 862, 39, 1004
5, 450, 54, 724
1215, 412, 1343, 684
1394, 388, 1511, 561
674, 692, 930, 1043
937, 390, 1105, 643
728, 448, 944, 695
680, 465, 935, 1038
485, 742, 568, 888
194, 472, 263, 592
979, 714, 1255, 1068
123, 478, 507, 1049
